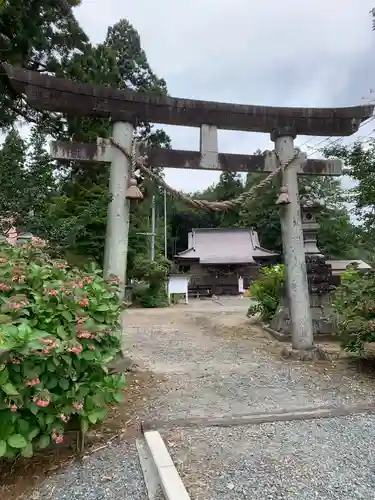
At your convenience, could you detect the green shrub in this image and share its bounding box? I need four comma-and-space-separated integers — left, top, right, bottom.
247, 265, 284, 321
0, 242, 125, 459
132, 256, 171, 308
333, 267, 375, 353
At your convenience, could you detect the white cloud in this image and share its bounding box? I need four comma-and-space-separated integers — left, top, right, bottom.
74, 0, 375, 192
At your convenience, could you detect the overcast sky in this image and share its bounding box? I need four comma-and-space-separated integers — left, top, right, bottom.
74, 1, 375, 193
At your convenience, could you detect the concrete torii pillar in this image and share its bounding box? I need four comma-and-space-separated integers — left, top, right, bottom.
103, 121, 134, 297
271, 127, 314, 350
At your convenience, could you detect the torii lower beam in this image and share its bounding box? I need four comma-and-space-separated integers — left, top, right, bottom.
50, 139, 342, 176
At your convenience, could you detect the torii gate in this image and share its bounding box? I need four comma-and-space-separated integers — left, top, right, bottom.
2, 62, 373, 352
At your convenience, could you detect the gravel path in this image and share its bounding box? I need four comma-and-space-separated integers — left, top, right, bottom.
125, 299, 375, 498
162, 415, 375, 499
34, 441, 147, 500
125, 300, 375, 422
31, 298, 375, 499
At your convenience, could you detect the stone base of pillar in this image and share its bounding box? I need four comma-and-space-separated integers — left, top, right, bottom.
269, 256, 339, 337
280, 345, 337, 361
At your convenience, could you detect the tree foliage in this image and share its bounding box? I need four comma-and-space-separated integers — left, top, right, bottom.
0, 0, 88, 132
323, 141, 375, 263
333, 267, 375, 353
0, 12, 171, 271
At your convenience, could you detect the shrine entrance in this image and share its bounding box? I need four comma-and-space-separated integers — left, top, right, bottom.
2, 61, 373, 350
204, 264, 256, 296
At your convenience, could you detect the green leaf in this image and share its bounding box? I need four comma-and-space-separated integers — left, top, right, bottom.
61, 355, 72, 365
46, 377, 58, 389
0, 368, 9, 386
87, 408, 107, 424
47, 360, 56, 372
56, 325, 67, 339
113, 391, 125, 403
92, 393, 105, 405
58, 379, 69, 390
2, 382, 19, 396
21, 442, 33, 458
96, 305, 109, 311
17, 419, 29, 435
45, 414, 54, 425
38, 435, 50, 449
8, 434, 27, 449
92, 313, 105, 322
62, 310, 72, 322
81, 351, 95, 361
29, 403, 39, 415
28, 427, 40, 440
0, 440, 7, 457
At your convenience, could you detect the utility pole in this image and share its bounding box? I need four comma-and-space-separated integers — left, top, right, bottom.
164, 189, 167, 258
151, 195, 156, 261
137, 195, 156, 261
271, 127, 313, 350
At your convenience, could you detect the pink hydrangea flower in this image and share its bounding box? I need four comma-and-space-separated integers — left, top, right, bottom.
33, 396, 50, 407
77, 331, 93, 339
52, 432, 64, 444
69, 344, 83, 355
24, 378, 40, 387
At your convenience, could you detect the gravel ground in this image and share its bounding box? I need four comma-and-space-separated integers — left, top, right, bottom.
163, 415, 375, 499
125, 301, 375, 423
31, 298, 375, 499
33, 441, 147, 500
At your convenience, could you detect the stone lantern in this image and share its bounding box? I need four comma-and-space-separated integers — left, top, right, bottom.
299, 186, 336, 336
270, 186, 338, 338
300, 186, 324, 257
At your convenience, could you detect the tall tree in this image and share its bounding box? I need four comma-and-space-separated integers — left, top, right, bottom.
0, 0, 88, 132
25, 19, 171, 269
0, 128, 27, 234
214, 171, 244, 227
323, 141, 375, 262
0, 126, 57, 238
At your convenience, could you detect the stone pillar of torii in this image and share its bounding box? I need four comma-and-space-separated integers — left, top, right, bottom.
2, 62, 373, 351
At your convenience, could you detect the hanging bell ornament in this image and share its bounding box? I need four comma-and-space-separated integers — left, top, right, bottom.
125, 178, 143, 201
275, 186, 290, 206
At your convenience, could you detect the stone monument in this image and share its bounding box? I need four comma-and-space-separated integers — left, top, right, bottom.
300, 186, 339, 335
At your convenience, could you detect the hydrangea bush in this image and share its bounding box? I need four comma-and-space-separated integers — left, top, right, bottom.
0, 241, 125, 459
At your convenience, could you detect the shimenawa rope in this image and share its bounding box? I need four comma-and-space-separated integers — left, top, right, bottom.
109, 138, 298, 212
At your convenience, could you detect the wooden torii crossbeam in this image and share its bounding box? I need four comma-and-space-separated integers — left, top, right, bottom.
50, 135, 342, 176
2, 63, 373, 136
3, 62, 374, 352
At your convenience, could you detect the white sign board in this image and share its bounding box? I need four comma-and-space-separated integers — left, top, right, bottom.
168, 274, 190, 304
